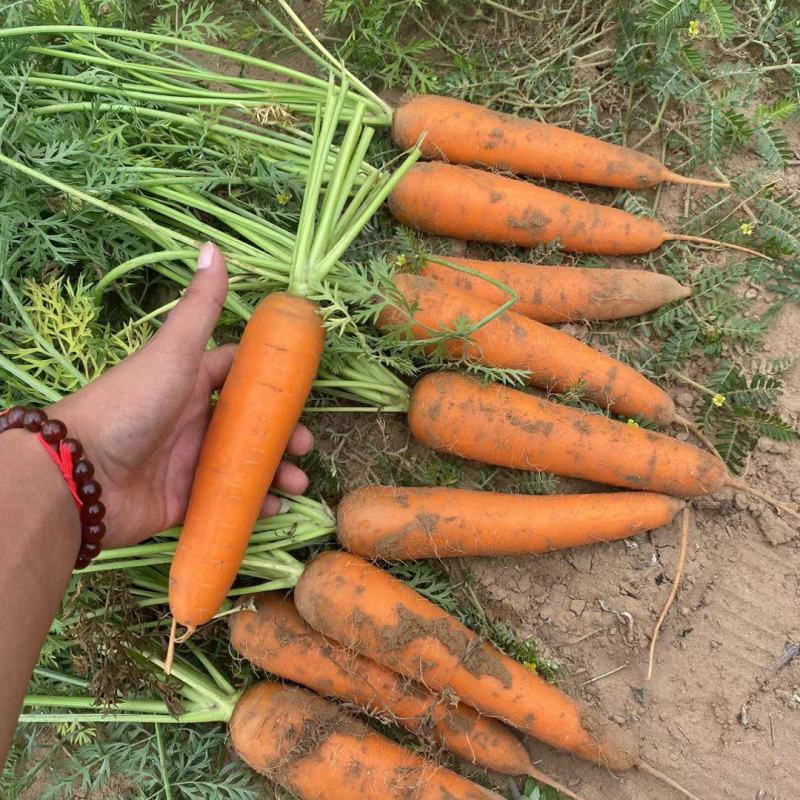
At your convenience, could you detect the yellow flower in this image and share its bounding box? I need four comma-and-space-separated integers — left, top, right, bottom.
395, 254, 408, 268
712, 393, 726, 407
276, 191, 290, 206
739, 222, 754, 236
688, 19, 701, 37
626, 418, 639, 427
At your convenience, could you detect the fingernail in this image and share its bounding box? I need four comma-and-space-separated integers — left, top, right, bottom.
197, 241, 216, 270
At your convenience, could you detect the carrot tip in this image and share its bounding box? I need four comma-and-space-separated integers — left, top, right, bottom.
666, 233, 771, 260
725, 479, 800, 522
672, 414, 720, 458
637, 759, 704, 800
165, 618, 178, 676
527, 766, 585, 800
165, 621, 197, 675
647, 506, 690, 681
664, 171, 731, 190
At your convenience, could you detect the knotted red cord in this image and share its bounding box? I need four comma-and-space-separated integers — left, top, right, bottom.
37, 434, 83, 511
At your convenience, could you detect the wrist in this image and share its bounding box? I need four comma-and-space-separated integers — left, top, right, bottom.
2, 405, 108, 567
0, 429, 81, 558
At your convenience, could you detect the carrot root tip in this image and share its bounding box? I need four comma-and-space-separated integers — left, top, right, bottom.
666, 233, 770, 260
176, 625, 197, 644
725, 479, 800, 522
527, 766, 586, 800
647, 506, 690, 681
165, 621, 196, 675
165, 618, 178, 676
672, 414, 720, 458
637, 758, 704, 800
664, 171, 731, 190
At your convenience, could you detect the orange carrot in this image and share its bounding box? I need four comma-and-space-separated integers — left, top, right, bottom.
389, 163, 764, 256
294, 550, 638, 772
337, 485, 686, 560
166, 83, 421, 658
420, 256, 690, 323
229, 593, 580, 796
392, 95, 730, 190
381, 272, 680, 425
169, 293, 324, 637
408, 371, 798, 517
230, 681, 503, 800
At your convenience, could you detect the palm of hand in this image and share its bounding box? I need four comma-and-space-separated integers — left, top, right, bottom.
54, 344, 227, 548
51, 245, 311, 550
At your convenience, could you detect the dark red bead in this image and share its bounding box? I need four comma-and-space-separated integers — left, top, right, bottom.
62, 438, 83, 461
4, 407, 26, 429
0, 415, 10, 434
22, 408, 48, 433
74, 554, 92, 571
77, 480, 102, 504
80, 501, 105, 525
82, 522, 106, 543
77, 539, 102, 561
73, 459, 94, 483
41, 419, 67, 444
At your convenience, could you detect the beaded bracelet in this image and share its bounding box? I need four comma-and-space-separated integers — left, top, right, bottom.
0, 406, 106, 570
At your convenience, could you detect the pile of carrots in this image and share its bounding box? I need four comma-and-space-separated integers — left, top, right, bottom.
163, 95, 797, 800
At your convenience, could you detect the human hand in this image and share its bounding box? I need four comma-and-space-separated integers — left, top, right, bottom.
50, 243, 312, 549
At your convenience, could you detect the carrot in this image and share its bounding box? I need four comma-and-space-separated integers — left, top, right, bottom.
230, 681, 503, 800
169, 293, 324, 639
337, 485, 686, 560
167, 81, 421, 659
294, 549, 638, 772
381, 272, 685, 426
389, 162, 765, 257
392, 95, 730, 191
420, 256, 690, 323
228, 593, 581, 797
407, 371, 799, 517
229, 593, 525, 766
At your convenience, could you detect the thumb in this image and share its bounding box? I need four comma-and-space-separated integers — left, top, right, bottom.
157, 242, 228, 354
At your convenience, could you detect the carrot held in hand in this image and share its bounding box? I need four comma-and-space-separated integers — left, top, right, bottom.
230, 681, 503, 800
337, 485, 686, 560
408, 371, 800, 518
229, 593, 581, 797
389, 163, 765, 257
169, 294, 323, 637
381, 272, 679, 425
420, 256, 690, 323
392, 95, 730, 190
167, 80, 421, 661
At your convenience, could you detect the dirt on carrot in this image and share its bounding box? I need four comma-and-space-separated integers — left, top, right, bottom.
353, 603, 515, 688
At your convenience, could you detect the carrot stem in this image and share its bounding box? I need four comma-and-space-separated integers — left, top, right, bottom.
647, 505, 690, 681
